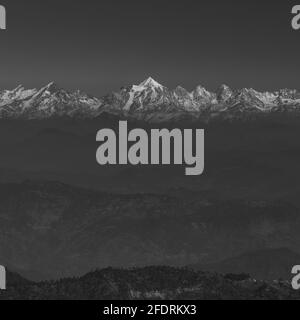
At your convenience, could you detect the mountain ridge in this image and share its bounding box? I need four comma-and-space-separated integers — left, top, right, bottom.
0, 77, 300, 122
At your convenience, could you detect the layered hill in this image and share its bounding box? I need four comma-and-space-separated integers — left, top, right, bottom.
0, 181, 300, 281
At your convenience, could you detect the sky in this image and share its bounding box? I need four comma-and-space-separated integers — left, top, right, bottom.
0, 0, 299, 96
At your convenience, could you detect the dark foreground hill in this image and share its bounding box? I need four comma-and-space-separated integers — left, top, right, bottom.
1, 266, 299, 300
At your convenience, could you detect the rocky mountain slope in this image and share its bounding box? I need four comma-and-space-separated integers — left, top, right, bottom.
0, 78, 299, 121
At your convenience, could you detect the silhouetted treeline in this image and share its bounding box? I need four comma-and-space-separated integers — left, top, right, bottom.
1, 266, 299, 300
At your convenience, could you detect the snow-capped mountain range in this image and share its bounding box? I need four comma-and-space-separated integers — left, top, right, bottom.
0, 77, 299, 122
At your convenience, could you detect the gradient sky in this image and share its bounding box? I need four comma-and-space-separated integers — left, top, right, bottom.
0, 0, 299, 96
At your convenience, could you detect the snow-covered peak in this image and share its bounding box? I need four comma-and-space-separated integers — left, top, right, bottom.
122, 77, 167, 112
0, 85, 37, 104
194, 85, 211, 96
174, 86, 190, 95
0, 79, 299, 121
219, 84, 231, 91
12, 84, 24, 92
138, 77, 164, 89
216, 84, 233, 102
42, 82, 60, 93
45, 81, 56, 88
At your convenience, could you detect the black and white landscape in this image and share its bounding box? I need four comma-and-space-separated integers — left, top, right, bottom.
0, 78, 299, 299
1, 0, 300, 300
